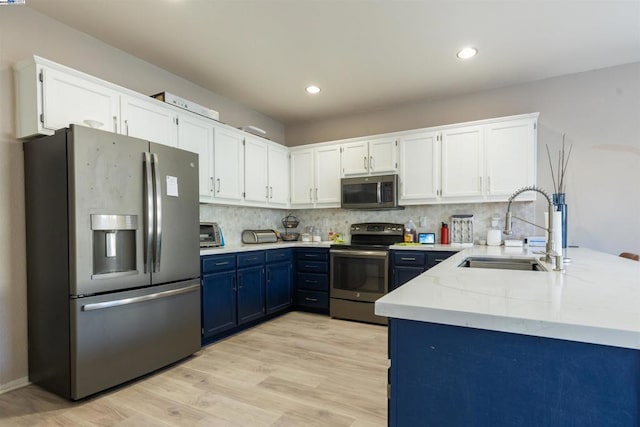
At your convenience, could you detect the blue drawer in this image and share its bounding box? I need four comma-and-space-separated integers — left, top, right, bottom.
266, 248, 293, 263
296, 260, 328, 274
201, 254, 236, 274
297, 272, 329, 291
393, 251, 426, 267
295, 290, 329, 310
296, 249, 329, 261
237, 251, 265, 268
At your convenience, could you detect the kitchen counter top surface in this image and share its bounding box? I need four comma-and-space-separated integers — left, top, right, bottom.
375, 246, 640, 349
389, 243, 466, 251
200, 241, 332, 255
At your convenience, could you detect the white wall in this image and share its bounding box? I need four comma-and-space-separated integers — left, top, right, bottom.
287, 63, 640, 256
0, 7, 284, 392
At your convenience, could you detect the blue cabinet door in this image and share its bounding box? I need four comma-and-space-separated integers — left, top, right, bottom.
391, 266, 424, 290
237, 265, 265, 325
266, 261, 293, 314
201, 271, 237, 338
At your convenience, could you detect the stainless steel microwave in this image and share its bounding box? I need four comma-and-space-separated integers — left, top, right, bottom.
341, 174, 400, 209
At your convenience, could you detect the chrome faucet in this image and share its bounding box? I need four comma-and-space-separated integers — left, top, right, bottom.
504, 186, 557, 264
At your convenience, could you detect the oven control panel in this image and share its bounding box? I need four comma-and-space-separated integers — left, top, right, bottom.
350, 222, 404, 235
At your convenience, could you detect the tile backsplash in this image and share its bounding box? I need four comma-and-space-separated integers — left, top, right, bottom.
200, 202, 537, 246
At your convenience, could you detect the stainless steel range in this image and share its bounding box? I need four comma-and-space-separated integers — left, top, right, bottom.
330, 222, 404, 325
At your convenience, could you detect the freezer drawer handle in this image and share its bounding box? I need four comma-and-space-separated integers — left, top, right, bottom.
81, 283, 200, 311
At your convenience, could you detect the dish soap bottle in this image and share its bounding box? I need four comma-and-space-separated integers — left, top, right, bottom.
404, 219, 417, 243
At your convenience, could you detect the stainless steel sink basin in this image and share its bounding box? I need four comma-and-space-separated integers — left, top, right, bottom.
458, 257, 547, 272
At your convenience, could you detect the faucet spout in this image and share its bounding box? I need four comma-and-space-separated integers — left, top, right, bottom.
504, 186, 556, 264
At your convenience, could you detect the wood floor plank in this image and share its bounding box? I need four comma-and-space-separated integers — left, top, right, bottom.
0, 312, 388, 426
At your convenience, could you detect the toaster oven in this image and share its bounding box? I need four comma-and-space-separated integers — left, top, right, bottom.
200, 222, 222, 247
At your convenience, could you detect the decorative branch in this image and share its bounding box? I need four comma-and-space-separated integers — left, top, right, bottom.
546, 133, 573, 195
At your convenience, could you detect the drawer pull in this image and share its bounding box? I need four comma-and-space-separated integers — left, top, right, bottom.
305, 297, 319, 302
305, 280, 319, 284
401, 257, 416, 261
305, 264, 318, 269
215, 261, 229, 266
434, 258, 445, 262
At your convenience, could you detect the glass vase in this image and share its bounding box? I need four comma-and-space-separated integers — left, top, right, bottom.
552, 193, 567, 249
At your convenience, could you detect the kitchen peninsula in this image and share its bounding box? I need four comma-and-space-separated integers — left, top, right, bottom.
376, 247, 640, 427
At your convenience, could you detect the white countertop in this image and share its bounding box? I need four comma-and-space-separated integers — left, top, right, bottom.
200, 241, 332, 255
375, 246, 640, 349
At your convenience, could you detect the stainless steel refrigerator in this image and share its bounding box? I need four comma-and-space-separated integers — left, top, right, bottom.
24, 125, 201, 400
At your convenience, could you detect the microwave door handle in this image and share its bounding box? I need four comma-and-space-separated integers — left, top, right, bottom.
377, 182, 382, 204
143, 152, 153, 273
152, 153, 162, 272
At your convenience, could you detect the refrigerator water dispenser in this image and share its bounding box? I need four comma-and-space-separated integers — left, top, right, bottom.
91, 214, 138, 277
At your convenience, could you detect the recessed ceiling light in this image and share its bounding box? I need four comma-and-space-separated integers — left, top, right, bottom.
306, 85, 321, 95
457, 47, 478, 59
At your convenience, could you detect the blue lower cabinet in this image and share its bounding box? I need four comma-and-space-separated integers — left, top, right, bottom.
266, 261, 293, 314
201, 249, 295, 344
237, 264, 265, 325
202, 271, 237, 339
294, 248, 329, 313
389, 319, 640, 427
390, 250, 456, 289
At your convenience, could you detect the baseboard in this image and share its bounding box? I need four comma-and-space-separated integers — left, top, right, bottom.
0, 376, 30, 395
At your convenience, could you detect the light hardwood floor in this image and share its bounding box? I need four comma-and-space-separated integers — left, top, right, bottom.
0, 312, 388, 426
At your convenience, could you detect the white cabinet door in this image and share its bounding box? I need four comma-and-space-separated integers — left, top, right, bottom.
290, 148, 315, 207
315, 145, 342, 207
121, 95, 178, 147
213, 125, 245, 203
399, 132, 440, 204
369, 137, 397, 174
341, 141, 369, 176
441, 125, 484, 198
485, 118, 536, 199
268, 143, 290, 207
177, 113, 214, 202
244, 136, 269, 205
41, 66, 120, 134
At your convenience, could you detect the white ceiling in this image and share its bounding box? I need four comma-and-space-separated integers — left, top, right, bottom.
26, 0, 640, 125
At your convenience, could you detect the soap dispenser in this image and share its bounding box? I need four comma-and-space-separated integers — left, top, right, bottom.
487, 216, 502, 246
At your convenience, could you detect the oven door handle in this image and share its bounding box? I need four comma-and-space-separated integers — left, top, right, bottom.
330, 249, 389, 258
377, 182, 382, 204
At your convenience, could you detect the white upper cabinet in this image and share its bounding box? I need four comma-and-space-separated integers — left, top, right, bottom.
243, 136, 269, 205
341, 137, 397, 176
290, 144, 341, 208
441, 125, 485, 199
267, 143, 290, 207
213, 125, 245, 203
121, 95, 178, 147
176, 112, 214, 202
398, 131, 440, 204
314, 145, 342, 206
290, 148, 315, 207
484, 118, 536, 200
14, 58, 120, 138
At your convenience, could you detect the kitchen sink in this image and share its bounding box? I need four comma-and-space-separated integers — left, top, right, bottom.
458, 257, 547, 272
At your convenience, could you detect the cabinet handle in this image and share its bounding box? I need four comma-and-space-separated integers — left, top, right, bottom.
401, 257, 416, 261
113, 116, 117, 133
233, 276, 237, 291
305, 297, 319, 302
215, 261, 229, 266
315, 188, 318, 200
305, 264, 318, 269
265, 185, 269, 199
210, 177, 214, 193
369, 155, 374, 171
479, 176, 482, 191
125, 119, 129, 136
434, 258, 445, 262
488, 176, 491, 192
305, 279, 319, 284
216, 178, 221, 193
363, 156, 368, 170
270, 186, 273, 199
309, 188, 313, 202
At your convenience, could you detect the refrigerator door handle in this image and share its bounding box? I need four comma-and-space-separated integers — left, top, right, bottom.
152, 153, 162, 273
81, 283, 200, 311
143, 152, 154, 273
